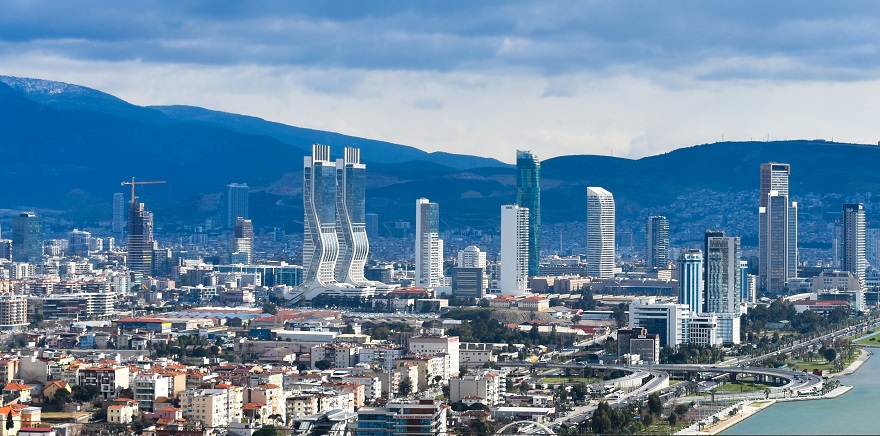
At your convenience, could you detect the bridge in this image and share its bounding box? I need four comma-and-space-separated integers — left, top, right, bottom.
494, 420, 556, 435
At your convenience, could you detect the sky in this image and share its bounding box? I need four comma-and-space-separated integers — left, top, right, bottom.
3, 1, 880, 163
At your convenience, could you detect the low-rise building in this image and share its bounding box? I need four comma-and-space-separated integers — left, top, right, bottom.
449, 371, 500, 406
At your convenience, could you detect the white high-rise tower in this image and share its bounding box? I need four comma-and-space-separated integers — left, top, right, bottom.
335, 147, 370, 285
842, 203, 866, 287
303, 144, 341, 289
759, 162, 797, 292
415, 198, 444, 288
500, 204, 529, 296
586, 187, 615, 278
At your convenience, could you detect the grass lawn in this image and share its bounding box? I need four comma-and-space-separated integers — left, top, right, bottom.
748, 401, 771, 407
41, 411, 92, 419
854, 331, 880, 346
540, 377, 601, 384
714, 381, 770, 393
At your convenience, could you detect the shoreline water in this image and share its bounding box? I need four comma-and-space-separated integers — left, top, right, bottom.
678, 347, 870, 435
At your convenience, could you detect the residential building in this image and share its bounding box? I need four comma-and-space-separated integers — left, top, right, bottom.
231, 218, 254, 264
677, 249, 703, 313
415, 198, 444, 288
108, 401, 139, 424
127, 200, 155, 276
759, 162, 797, 292
586, 187, 615, 278
66, 229, 91, 258
76, 366, 130, 400
450, 371, 501, 405
134, 372, 171, 412
842, 203, 867, 288
705, 236, 741, 316
179, 387, 243, 428
646, 216, 669, 268
409, 334, 460, 379
12, 213, 42, 264
112, 192, 125, 236
310, 344, 359, 369
226, 183, 249, 228
516, 150, 541, 277
500, 204, 529, 296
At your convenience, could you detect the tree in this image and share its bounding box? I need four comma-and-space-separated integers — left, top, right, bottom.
647, 393, 663, 417
342, 324, 356, 334
5, 410, 12, 430
262, 303, 278, 315
314, 360, 332, 371
252, 426, 284, 436
72, 385, 101, 403
823, 347, 838, 363
469, 420, 492, 435
399, 378, 414, 396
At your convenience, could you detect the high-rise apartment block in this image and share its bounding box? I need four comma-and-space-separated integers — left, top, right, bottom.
112, 192, 125, 236
500, 204, 530, 296
226, 183, 249, 228
299, 145, 384, 300
12, 212, 42, 264
677, 249, 703, 313
457, 245, 486, 268
758, 162, 797, 292
586, 187, 615, 278
415, 198, 444, 288
516, 150, 541, 277
232, 218, 254, 264
127, 200, 155, 275
705, 236, 741, 316
646, 216, 669, 268
842, 203, 866, 287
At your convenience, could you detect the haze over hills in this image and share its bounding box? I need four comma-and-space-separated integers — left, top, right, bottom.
1, 75, 878, 250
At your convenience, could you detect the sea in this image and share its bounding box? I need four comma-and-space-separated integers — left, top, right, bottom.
723, 349, 880, 435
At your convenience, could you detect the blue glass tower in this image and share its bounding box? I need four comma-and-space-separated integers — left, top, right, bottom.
516, 150, 540, 277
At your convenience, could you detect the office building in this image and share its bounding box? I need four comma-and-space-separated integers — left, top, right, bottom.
586, 187, 615, 278
334, 147, 370, 286
231, 218, 254, 264
739, 260, 753, 303
112, 192, 125, 236
415, 198, 444, 288
226, 183, 249, 228
646, 216, 669, 268
677, 249, 703, 313
127, 200, 155, 276
12, 213, 42, 264
298, 145, 384, 301
628, 298, 690, 348
716, 313, 741, 345
357, 399, 448, 436
452, 246, 487, 298
516, 150, 541, 277
67, 229, 91, 258
759, 162, 797, 292
458, 245, 487, 268
617, 327, 660, 363
705, 236, 741, 316
366, 213, 379, 239
689, 314, 720, 347
500, 204, 529, 296
0, 240, 10, 261
842, 203, 866, 287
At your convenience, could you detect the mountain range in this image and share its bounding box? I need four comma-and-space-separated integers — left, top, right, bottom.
1, 75, 878, 247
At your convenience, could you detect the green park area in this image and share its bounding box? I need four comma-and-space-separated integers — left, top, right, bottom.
713, 380, 770, 393
853, 330, 880, 346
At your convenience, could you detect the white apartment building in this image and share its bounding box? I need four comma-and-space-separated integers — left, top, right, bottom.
76, 366, 129, 400
500, 205, 530, 296
628, 298, 690, 348
409, 334, 460, 378
133, 372, 171, 412
310, 344, 360, 369
415, 198, 444, 288
586, 187, 615, 278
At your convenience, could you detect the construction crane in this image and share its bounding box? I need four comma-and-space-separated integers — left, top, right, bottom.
121, 177, 166, 203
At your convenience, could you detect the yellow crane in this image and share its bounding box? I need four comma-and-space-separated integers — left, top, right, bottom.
121, 177, 166, 203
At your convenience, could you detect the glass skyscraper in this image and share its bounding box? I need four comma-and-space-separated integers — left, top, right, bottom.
226, 182, 249, 228
516, 150, 541, 277
12, 212, 42, 263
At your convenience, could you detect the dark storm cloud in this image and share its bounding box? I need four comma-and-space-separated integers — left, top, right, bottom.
3, 1, 880, 80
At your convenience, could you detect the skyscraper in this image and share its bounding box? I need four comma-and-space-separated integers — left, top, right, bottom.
415, 198, 444, 288
586, 187, 615, 278
335, 147, 370, 285
226, 183, 249, 228
500, 204, 529, 296
646, 216, 669, 268
112, 192, 125, 236
758, 162, 797, 292
67, 229, 92, 258
232, 218, 254, 264
677, 249, 703, 313
11, 212, 42, 263
705, 236, 741, 316
127, 200, 155, 275
302, 145, 340, 289
516, 150, 540, 277
842, 203, 866, 286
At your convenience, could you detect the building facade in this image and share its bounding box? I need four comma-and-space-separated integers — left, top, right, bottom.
677, 249, 703, 313
415, 198, 444, 288
706, 236, 741, 316
646, 216, 669, 269
842, 203, 866, 288
226, 183, 249, 228
500, 205, 529, 296
127, 201, 155, 276
12, 213, 42, 264
759, 162, 797, 292
516, 150, 541, 277
586, 187, 615, 278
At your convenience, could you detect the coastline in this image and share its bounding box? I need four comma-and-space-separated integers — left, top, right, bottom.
678, 347, 870, 435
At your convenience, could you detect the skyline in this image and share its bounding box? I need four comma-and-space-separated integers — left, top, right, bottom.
4, 2, 880, 163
